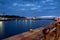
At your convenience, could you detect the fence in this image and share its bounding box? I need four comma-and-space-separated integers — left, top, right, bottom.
43, 22, 60, 40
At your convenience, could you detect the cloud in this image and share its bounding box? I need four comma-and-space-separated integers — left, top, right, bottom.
12, 2, 57, 11
20, 7, 38, 11
37, 5, 41, 7
46, 0, 53, 2
51, 7, 57, 9
30, 5, 41, 10
13, 3, 18, 6
49, 3, 54, 5
40, 16, 56, 18
12, 3, 35, 7
20, 8, 25, 10
31, 7, 38, 10
42, 6, 57, 10
41, 1, 46, 4
12, 3, 41, 10
25, 4, 35, 6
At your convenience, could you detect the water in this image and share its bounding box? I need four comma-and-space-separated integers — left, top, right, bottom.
0, 20, 54, 39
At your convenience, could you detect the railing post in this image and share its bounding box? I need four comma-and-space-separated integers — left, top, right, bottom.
43, 29, 49, 40
54, 22, 59, 40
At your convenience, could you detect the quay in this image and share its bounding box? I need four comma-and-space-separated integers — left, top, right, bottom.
2, 17, 60, 40
3, 22, 60, 40
3, 27, 45, 40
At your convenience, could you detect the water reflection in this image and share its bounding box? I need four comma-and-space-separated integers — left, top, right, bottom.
0, 21, 3, 39
30, 20, 32, 29
25, 20, 27, 25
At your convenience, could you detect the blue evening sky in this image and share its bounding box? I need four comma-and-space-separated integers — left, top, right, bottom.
0, 0, 60, 17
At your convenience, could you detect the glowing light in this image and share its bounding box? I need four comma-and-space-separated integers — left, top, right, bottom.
0, 21, 3, 35
25, 20, 27, 25
30, 20, 32, 25
0, 21, 3, 27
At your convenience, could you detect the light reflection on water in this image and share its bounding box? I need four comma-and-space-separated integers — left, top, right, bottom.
0, 21, 3, 39
0, 20, 54, 39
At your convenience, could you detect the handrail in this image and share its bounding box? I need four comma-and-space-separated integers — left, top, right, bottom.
49, 27, 56, 33
43, 22, 60, 40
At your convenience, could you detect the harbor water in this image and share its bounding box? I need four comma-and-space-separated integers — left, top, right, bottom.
0, 20, 54, 39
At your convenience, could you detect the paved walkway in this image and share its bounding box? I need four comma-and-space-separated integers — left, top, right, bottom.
2, 24, 60, 40
3, 27, 45, 40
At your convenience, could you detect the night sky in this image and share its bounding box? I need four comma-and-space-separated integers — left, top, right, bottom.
0, 0, 60, 17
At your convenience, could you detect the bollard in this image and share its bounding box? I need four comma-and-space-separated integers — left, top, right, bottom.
43, 29, 49, 40
29, 29, 33, 32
